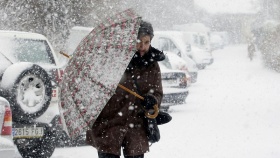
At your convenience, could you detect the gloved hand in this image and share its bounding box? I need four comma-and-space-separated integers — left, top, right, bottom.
142, 94, 157, 110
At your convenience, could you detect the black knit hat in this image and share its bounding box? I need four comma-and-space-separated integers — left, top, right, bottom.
137, 20, 154, 40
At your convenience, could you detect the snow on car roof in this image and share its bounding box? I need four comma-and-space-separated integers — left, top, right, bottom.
0, 30, 47, 40
71, 26, 94, 31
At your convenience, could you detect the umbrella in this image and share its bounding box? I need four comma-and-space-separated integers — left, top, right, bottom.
60, 9, 142, 139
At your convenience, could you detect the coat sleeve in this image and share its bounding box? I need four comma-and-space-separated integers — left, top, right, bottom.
150, 62, 163, 108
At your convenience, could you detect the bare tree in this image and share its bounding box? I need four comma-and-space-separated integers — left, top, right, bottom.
0, 0, 196, 50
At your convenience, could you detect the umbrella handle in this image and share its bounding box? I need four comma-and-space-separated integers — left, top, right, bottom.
145, 104, 159, 119
118, 84, 159, 119
59, 51, 71, 59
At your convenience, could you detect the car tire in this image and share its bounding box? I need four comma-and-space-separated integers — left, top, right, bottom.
160, 106, 170, 112
14, 129, 56, 158
0, 63, 52, 121
56, 130, 72, 147
56, 131, 87, 147
72, 134, 87, 147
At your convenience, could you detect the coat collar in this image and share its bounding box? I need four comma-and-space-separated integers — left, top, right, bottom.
127, 46, 165, 70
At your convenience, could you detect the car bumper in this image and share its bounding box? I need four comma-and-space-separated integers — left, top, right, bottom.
161, 88, 189, 107
0, 136, 15, 158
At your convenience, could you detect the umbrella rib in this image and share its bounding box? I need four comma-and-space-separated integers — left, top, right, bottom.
90, 78, 115, 95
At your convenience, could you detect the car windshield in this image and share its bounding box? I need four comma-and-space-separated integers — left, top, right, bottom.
160, 56, 172, 69
0, 37, 55, 64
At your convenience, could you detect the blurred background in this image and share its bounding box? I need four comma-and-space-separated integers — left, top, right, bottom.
0, 0, 279, 71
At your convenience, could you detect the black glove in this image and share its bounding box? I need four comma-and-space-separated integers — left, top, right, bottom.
142, 94, 157, 109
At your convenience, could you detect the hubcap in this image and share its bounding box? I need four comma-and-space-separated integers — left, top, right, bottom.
17, 74, 46, 113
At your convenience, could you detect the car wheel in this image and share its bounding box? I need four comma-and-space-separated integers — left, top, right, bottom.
56, 130, 72, 147
0, 63, 52, 121
72, 134, 87, 147
160, 106, 170, 112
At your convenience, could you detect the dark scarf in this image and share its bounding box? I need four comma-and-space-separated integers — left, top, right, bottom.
127, 47, 165, 71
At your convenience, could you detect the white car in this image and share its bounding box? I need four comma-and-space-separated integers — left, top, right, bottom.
0, 30, 63, 158
161, 52, 198, 84
0, 97, 15, 158
210, 33, 224, 50
159, 63, 189, 111
152, 31, 211, 69
191, 45, 214, 65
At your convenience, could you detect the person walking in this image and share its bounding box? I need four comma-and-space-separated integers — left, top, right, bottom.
86, 20, 165, 158
248, 42, 256, 61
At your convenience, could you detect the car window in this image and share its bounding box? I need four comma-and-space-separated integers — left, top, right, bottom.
158, 37, 170, 51
169, 40, 177, 51
199, 36, 205, 45
158, 37, 179, 53
0, 38, 55, 64
193, 34, 199, 45
14, 39, 55, 64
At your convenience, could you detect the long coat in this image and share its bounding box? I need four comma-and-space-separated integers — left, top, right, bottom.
86, 47, 165, 156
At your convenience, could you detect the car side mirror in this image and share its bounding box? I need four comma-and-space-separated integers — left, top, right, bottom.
177, 51, 181, 57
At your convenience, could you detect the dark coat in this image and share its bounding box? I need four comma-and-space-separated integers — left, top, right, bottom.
248, 43, 256, 54
86, 47, 165, 156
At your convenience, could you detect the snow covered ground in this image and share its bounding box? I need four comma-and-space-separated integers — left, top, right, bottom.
14, 44, 280, 157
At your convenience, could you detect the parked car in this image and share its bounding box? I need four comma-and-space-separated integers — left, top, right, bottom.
0, 30, 63, 158
181, 31, 213, 52
0, 96, 15, 158
210, 33, 225, 50
161, 52, 198, 84
191, 45, 214, 65
159, 63, 189, 111
152, 31, 211, 69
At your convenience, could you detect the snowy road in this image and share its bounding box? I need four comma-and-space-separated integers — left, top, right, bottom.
14, 44, 280, 158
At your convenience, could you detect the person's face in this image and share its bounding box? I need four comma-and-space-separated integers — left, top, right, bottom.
136, 35, 151, 56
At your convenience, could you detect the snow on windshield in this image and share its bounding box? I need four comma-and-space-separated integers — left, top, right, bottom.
0, 37, 54, 65
0, 38, 15, 73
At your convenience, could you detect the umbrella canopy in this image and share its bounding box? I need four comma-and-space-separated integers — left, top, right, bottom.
60, 9, 142, 139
